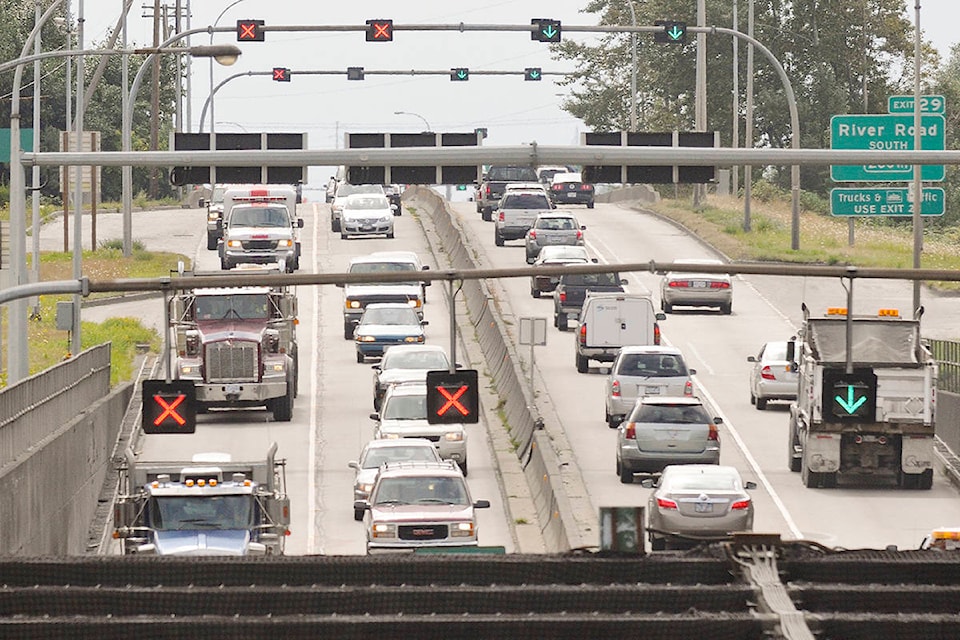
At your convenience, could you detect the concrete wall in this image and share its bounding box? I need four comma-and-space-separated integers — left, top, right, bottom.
939, 391, 960, 455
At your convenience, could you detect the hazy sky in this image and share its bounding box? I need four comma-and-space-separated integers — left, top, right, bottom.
77, 1, 958, 187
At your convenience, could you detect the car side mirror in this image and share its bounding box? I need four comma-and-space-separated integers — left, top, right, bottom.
353, 500, 370, 512
747, 356, 757, 363
639, 478, 657, 488
713, 417, 724, 425
688, 368, 696, 375
474, 500, 491, 509
371, 364, 381, 371
744, 481, 757, 490
789, 362, 799, 372
580, 225, 586, 230
348, 461, 360, 471
619, 278, 628, 285
369, 413, 380, 421
455, 362, 463, 369
198, 198, 206, 208
655, 312, 666, 321
297, 218, 304, 228
421, 320, 429, 326
591, 258, 599, 263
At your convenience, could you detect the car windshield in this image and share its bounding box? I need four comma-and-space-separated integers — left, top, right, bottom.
542, 247, 587, 259
195, 294, 270, 321
502, 194, 550, 209
386, 351, 449, 370
634, 404, 710, 424
346, 196, 389, 210
362, 446, 439, 469
562, 273, 621, 287
150, 495, 253, 531
374, 476, 468, 505
536, 217, 577, 230
667, 475, 739, 491
618, 353, 687, 377
229, 206, 289, 228
362, 307, 418, 326
382, 394, 427, 420
338, 184, 383, 198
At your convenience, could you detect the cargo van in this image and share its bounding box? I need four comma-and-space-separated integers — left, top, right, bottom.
574, 291, 665, 373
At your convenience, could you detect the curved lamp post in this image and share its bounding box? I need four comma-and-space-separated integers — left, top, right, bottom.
393, 110, 432, 132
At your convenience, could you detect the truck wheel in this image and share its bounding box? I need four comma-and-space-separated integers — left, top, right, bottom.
494, 230, 504, 246
531, 286, 540, 298
557, 313, 568, 331
344, 322, 355, 340
291, 347, 299, 399
576, 353, 589, 374
206, 232, 218, 250
720, 302, 733, 315
221, 258, 231, 270
619, 463, 633, 484
587, 201, 595, 209
917, 469, 934, 490
332, 218, 340, 232
482, 207, 493, 222
356, 351, 365, 364
788, 418, 802, 472
650, 536, 666, 551
756, 397, 767, 410
271, 383, 294, 422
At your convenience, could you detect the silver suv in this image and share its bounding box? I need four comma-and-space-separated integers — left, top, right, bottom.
355, 461, 490, 553
604, 346, 696, 428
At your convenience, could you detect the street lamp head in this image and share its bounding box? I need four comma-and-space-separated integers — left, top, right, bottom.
187, 44, 242, 66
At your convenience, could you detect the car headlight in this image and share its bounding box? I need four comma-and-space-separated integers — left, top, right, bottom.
407, 299, 421, 309
371, 522, 397, 539
380, 215, 392, 223
269, 362, 286, 372
178, 364, 200, 377
346, 300, 362, 309
278, 239, 293, 248
450, 522, 476, 537
444, 431, 464, 442
404, 335, 425, 343
358, 483, 375, 495
357, 335, 376, 343
226, 239, 243, 248
207, 212, 219, 222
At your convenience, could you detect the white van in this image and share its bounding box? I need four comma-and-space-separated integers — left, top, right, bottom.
574, 291, 665, 373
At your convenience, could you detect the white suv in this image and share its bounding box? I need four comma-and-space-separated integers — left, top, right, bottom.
355, 461, 490, 553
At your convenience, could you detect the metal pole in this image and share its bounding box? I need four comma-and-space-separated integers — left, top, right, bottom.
209, 0, 248, 135
393, 110, 432, 131
71, 0, 85, 357
911, 0, 923, 314
732, 0, 739, 204
30, 1, 42, 320
448, 279, 456, 374
122, 1, 131, 256
743, 0, 754, 233
624, 0, 637, 131
694, 0, 707, 207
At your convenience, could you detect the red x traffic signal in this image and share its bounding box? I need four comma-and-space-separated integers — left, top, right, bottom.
237, 19, 265, 42
426, 369, 479, 424
273, 67, 291, 82
366, 19, 393, 41
142, 380, 197, 434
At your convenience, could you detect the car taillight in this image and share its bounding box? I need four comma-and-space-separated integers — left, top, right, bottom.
710, 281, 731, 289
498, 211, 505, 222
653, 323, 661, 345
730, 499, 751, 510
580, 184, 593, 191
656, 497, 678, 510
485, 185, 491, 195
579, 323, 587, 345
529, 230, 537, 239
669, 281, 689, 288
576, 230, 582, 240
559, 291, 567, 303
552, 183, 562, 191
611, 379, 621, 397
684, 380, 693, 396
708, 424, 719, 441
623, 422, 636, 439
760, 365, 776, 380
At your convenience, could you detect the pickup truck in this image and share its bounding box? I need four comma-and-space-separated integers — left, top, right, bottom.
476, 165, 539, 220
552, 271, 628, 331
493, 189, 554, 247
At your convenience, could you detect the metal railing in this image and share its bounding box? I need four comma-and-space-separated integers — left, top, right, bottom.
929, 339, 960, 394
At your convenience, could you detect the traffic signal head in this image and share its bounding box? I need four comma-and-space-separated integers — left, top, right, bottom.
347, 66, 365, 81
531, 18, 562, 42
237, 19, 265, 42
272, 67, 290, 82
366, 19, 393, 41
451, 68, 470, 82
821, 368, 877, 423
524, 67, 542, 81
654, 20, 687, 44
426, 369, 479, 424
141, 380, 197, 434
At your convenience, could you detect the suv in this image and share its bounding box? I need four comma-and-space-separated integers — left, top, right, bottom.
604, 346, 695, 427
371, 382, 468, 474
493, 190, 554, 246
355, 461, 490, 553
524, 212, 585, 263
340, 252, 430, 339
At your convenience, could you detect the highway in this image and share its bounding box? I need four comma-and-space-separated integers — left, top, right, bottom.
52, 194, 960, 554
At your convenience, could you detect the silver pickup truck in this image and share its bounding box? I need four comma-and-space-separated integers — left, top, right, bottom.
493, 189, 555, 247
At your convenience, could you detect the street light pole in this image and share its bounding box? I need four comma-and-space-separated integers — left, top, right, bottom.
209, 0, 248, 135
623, 0, 638, 131
393, 110, 432, 132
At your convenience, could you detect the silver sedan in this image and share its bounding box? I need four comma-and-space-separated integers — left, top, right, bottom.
660, 258, 732, 314
645, 464, 756, 551
524, 212, 585, 263
747, 340, 798, 410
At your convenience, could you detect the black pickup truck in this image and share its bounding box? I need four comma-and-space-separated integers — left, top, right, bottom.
475, 165, 539, 220
552, 272, 628, 331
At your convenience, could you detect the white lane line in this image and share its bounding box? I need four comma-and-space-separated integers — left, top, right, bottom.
308, 201, 320, 554
683, 342, 715, 376
695, 379, 804, 540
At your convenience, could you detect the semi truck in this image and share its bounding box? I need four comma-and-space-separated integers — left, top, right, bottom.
171, 268, 298, 421
787, 306, 937, 489
113, 443, 290, 555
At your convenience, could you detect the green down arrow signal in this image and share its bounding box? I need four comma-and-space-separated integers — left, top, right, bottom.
529, 70, 540, 79
835, 384, 868, 414
457, 70, 468, 79
667, 25, 685, 40
542, 25, 558, 39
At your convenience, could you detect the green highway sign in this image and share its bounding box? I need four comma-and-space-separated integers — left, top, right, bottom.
888, 95, 946, 114
831, 187, 945, 216
830, 114, 945, 182
0, 128, 35, 162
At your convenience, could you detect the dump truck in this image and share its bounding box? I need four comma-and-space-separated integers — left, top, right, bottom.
787, 306, 937, 489
113, 443, 290, 555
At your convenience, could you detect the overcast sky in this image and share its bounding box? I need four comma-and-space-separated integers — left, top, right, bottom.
78, 1, 958, 187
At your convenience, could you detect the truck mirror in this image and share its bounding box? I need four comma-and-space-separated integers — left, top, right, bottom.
353, 500, 370, 512
786, 340, 795, 362
113, 500, 138, 529
297, 218, 304, 228
747, 355, 757, 362
198, 198, 206, 208
266, 496, 290, 527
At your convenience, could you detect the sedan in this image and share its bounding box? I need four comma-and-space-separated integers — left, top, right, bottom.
340, 194, 395, 239
747, 341, 798, 410
645, 464, 756, 550
660, 258, 733, 314
615, 396, 722, 484
548, 172, 595, 208
330, 183, 384, 232
529, 247, 597, 298
347, 438, 442, 520
524, 212, 585, 263
604, 346, 696, 428
372, 344, 452, 411
354, 303, 427, 363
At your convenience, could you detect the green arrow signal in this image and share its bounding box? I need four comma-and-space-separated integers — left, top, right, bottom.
667, 25, 684, 40
530, 70, 540, 78
835, 384, 868, 415
542, 25, 558, 39
457, 70, 467, 79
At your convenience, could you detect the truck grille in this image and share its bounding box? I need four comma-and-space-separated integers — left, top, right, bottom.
398, 524, 448, 541
206, 341, 258, 382
242, 239, 278, 250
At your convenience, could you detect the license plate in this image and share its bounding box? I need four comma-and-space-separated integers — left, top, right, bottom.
644, 386, 661, 394
694, 502, 713, 513
692, 281, 708, 288
225, 383, 241, 395
361, 225, 374, 231
566, 192, 577, 198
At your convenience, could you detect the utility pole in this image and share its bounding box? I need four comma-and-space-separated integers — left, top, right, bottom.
150, 0, 161, 199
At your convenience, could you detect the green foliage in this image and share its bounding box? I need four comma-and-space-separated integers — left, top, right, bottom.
81, 317, 161, 385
